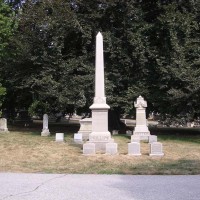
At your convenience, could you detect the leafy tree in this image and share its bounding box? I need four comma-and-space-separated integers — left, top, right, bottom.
1, 0, 200, 122
0, 0, 17, 116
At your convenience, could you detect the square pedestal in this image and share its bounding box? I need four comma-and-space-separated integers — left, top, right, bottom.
128, 142, 141, 156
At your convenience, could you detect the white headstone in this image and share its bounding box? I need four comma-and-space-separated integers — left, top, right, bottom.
78, 118, 92, 140
86, 32, 117, 154
133, 96, 150, 140
0, 118, 9, 132
131, 135, 140, 142
74, 133, 83, 144
128, 142, 141, 156
149, 135, 157, 143
55, 133, 64, 142
112, 130, 119, 135
150, 142, 164, 156
106, 143, 118, 155
83, 143, 95, 155
41, 114, 50, 136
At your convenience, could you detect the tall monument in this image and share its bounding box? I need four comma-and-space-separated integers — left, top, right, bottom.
132, 96, 150, 140
83, 32, 115, 154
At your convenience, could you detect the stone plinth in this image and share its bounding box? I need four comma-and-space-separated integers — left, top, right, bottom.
55, 133, 64, 142
83, 143, 95, 155
149, 135, 157, 143
133, 96, 150, 140
0, 118, 9, 132
150, 142, 164, 156
74, 133, 83, 144
128, 142, 141, 156
78, 118, 92, 140
131, 135, 140, 143
106, 143, 118, 155
41, 114, 50, 136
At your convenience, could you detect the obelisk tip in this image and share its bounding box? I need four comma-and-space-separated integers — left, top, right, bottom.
97, 32, 102, 37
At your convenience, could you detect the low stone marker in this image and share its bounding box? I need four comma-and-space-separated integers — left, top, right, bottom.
131, 135, 140, 143
149, 135, 157, 143
106, 143, 118, 155
41, 114, 50, 136
55, 133, 64, 142
83, 143, 95, 155
0, 118, 9, 132
150, 142, 164, 156
128, 142, 141, 156
126, 130, 132, 136
74, 133, 83, 144
112, 130, 119, 135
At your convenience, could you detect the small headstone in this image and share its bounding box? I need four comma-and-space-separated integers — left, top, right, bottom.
128, 142, 141, 156
74, 133, 83, 144
131, 135, 140, 142
148, 135, 157, 143
83, 143, 95, 155
126, 130, 132, 136
106, 143, 118, 155
41, 114, 50, 136
55, 133, 64, 142
112, 130, 119, 135
0, 118, 9, 132
150, 142, 164, 156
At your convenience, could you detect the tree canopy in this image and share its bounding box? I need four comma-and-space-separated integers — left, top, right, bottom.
1, 0, 200, 120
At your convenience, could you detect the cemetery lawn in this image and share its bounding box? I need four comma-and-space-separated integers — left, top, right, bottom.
0, 124, 200, 175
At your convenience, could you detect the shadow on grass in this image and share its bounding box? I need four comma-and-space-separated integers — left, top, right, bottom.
98, 159, 200, 175
159, 135, 200, 144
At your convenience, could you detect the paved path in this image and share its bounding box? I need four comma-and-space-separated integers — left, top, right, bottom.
0, 173, 199, 200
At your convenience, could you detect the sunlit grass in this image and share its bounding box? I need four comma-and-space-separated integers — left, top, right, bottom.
0, 125, 200, 174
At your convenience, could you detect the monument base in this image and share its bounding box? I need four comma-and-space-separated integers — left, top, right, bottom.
133, 125, 150, 140
132, 133, 150, 140
89, 132, 114, 152
41, 129, 50, 136
0, 128, 9, 132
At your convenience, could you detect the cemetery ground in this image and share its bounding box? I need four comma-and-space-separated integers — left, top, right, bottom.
0, 121, 200, 175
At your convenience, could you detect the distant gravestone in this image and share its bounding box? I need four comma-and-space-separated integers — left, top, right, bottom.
128, 142, 141, 156
83, 143, 95, 155
150, 142, 164, 156
41, 114, 50, 136
74, 133, 83, 144
112, 130, 119, 135
131, 135, 140, 143
55, 133, 64, 142
0, 118, 9, 132
149, 135, 157, 143
133, 96, 150, 140
106, 143, 118, 155
126, 130, 132, 136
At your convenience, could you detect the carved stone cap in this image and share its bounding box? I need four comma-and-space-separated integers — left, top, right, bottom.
134, 95, 147, 108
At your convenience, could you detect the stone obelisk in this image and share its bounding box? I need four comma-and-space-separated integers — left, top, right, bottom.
84, 32, 114, 153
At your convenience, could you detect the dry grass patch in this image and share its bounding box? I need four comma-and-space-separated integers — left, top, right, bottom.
0, 130, 200, 174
